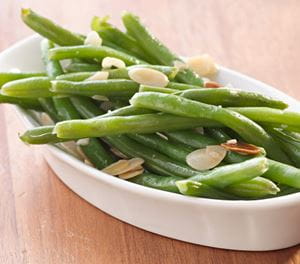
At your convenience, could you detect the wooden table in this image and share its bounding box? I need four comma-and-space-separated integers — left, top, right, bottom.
1, 0, 300, 263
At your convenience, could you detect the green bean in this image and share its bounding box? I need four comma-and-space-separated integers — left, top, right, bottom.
122, 12, 203, 86
91, 16, 155, 63
165, 130, 217, 148
49, 45, 144, 66
20, 126, 67, 144
128, 133, 194, 163
21, 8, 84, 46
228, 107, 300, 129
105, 135, 198, 177
65, 62, 100, 73
1, 77, 54, 98
97, 105, 155, 118
0, 72, 45, 88
56, 72, 96, 82
41, 39, 64, 78
271, 184, 299, 197
139, 85, 177, 94
51, 79, 139, 97
0, 94, 42, 110
208, 128, 300, 189
263, 160, 300, 188
266, 128, 300, 168
224, 177, 279, 199
130, 92, 290, 163
54, 113, 221, 139
70, 96, 105, 118
180, 88, 288, 109
167, 82, 200, 90
176, 180, 238, 199
53, 96, 81, 121
188, 157, 269, 188
129, 173, 182, 193
38, 98, 60, 122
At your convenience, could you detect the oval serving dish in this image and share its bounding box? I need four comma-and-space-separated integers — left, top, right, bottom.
1, 35, 299, 251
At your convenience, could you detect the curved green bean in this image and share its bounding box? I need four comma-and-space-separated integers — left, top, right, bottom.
0, 72, 45, 88
130, 92, 290, 163
51, 79, 139, 97
0, 94, 42, 110
180, 88, 288, 109
65, 62, 100, 73
49, 45, 144, 66
21, 8, 84, 46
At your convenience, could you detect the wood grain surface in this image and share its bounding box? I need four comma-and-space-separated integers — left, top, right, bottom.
1, 0, 300, 263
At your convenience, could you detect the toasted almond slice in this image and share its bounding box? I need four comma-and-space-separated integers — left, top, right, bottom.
127, 158, 144, 170
186, 145, 227, 171
92, 95, 109, 101
226, 139, 238, 145
221, 142, 261, 155
204, 81, 222, 88
87, 71, 109, 81
102, 160, 130, 175
39, 112, 54, 125
110, 148, 128, 159
119, 168, 144, 180
186, 54, 218, 77
128, 68, 169, 87
84, 31, 102, 46
102, 57, 126, 69
76, 138, 90, 146
58, 141, 84, 160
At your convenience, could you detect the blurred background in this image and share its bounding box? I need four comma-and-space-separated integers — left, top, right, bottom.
1, 0, 300, 99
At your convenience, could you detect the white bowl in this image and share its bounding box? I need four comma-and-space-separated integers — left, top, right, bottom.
1, 35, 300, 251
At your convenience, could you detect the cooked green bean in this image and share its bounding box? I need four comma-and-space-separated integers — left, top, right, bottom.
167, 82, 200, 90
0, 94, 42, 110
38, 98, 60, 122
91, 16, 155, 63
49, 45, 145, 65
56, 72, 96, 82
70, 96, 105, 118
129, 173, 182, 193
51, 79, 139, 97
53, 96, 81, 121
165, 130, 217, 148
122, 12, 204, 86
0, 72, 45, 88
180, 88, 288, 109
224, 177, 279, 199
106, 135, 198, 177
228, 107, 300, 129
20, 126, 66, 144
130, 92, 290, 163
65, 62, 100, 73
187, 157, 268, 188
139, 85, 177, 94
1, 77, 54, 98
267, 128, 300, 168
21, 8, 84, 46
176, 180, 239, 199
128, 133, 194, 163
54, 113, 221, 139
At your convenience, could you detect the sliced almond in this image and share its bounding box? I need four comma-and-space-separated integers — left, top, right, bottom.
84, 31, 102, 47
39, 112, 54, 125
102, 57, 126, 69
86, 71, 109, 81
128, 68, 169, 87
186, 54, 218, 77
84, 159, 94, 167
76, 138, 90, 146
58, 141, 84, 160
92, 95, 109, 101
186, 145, 227, 171
102, 160, 130, 175
119, 168, 144, 180
127, 158, 144, 171
110, 148, 128, 159
204, 81, 222, 88
226, 139, 237, 145
221, 142, 261, 155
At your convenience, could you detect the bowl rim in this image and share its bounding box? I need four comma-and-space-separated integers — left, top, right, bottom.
2, 34, 300, 209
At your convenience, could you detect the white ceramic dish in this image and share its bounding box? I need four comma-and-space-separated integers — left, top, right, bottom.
1, 35, 300, 251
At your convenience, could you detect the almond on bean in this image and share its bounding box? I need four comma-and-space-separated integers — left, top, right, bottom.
102, 57, 126, 69
186, 54, 218, 77
128, 68, 169, 87
221, 141, 261, 155
84, 31, 102, 47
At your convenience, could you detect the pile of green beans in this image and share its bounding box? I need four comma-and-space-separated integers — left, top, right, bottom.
2, 8, 300, 200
